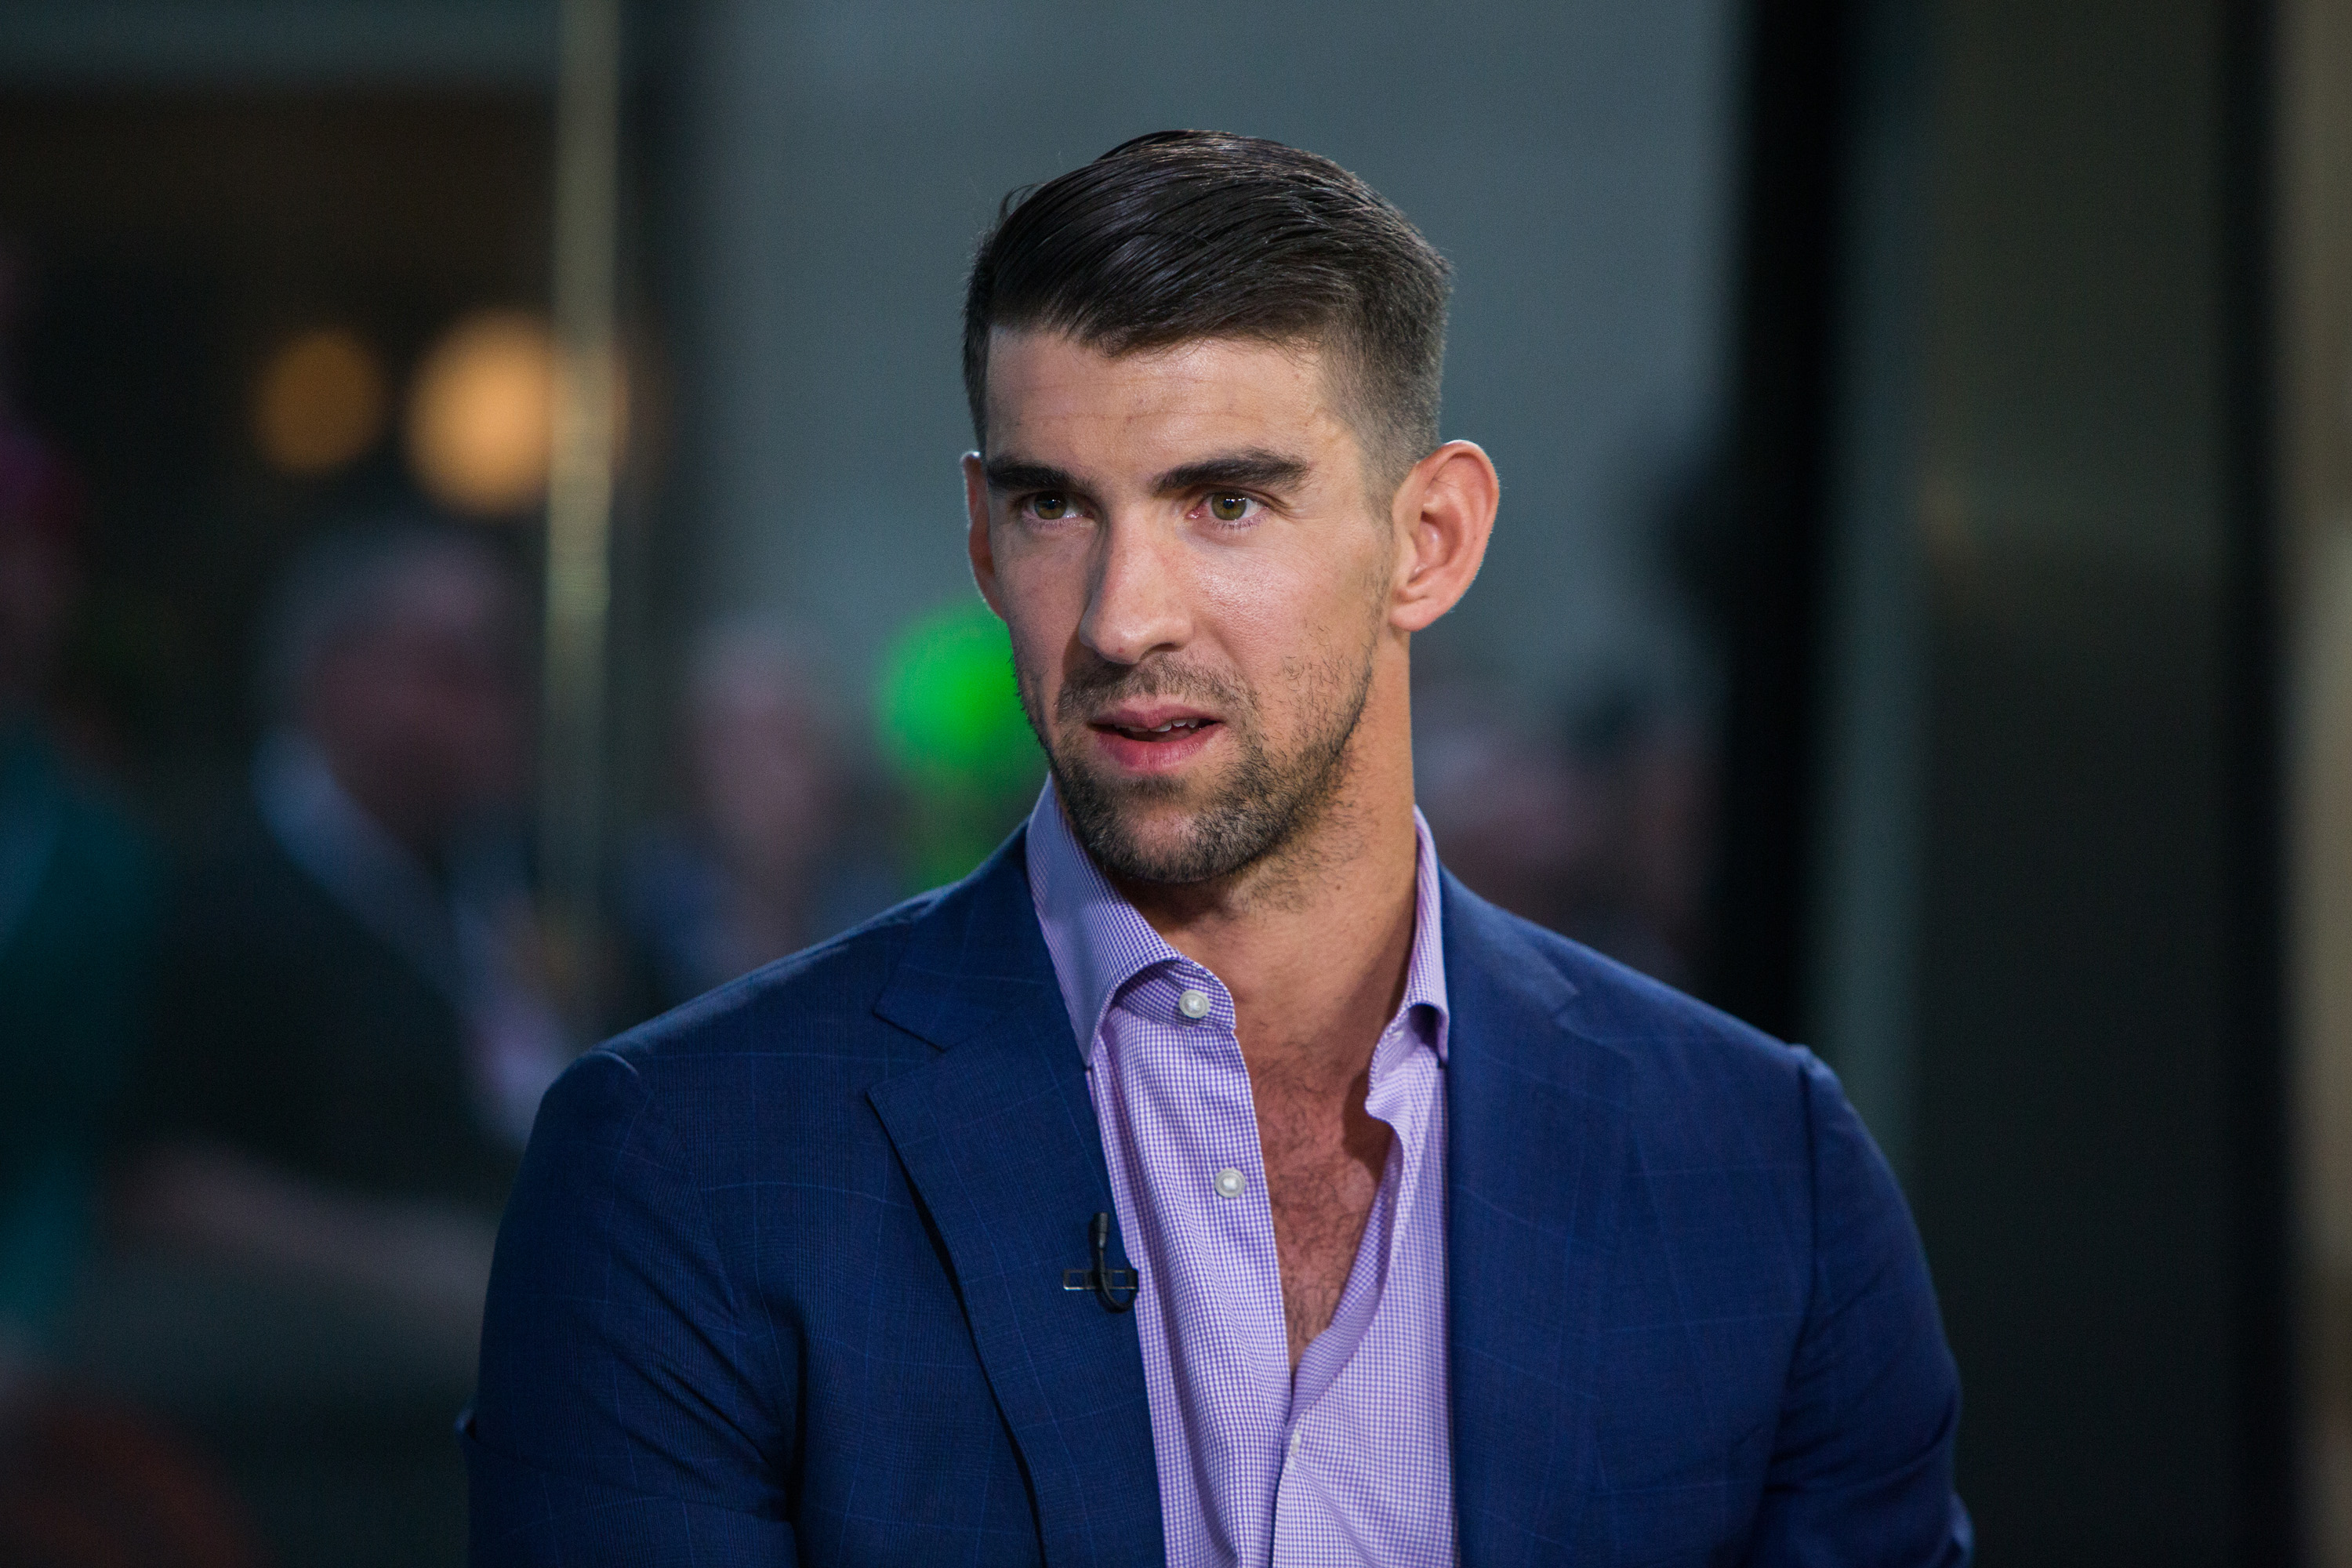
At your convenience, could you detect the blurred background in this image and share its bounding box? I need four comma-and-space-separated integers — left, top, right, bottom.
0, 0, 2335, 1563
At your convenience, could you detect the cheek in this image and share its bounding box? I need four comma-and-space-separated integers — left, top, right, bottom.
1193, 542, 1381, 685
993, 557, 1088, 696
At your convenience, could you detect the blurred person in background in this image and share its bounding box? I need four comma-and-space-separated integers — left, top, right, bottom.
0, 249, 263, 1568
620, 620, 895, 1017
1560, 688, 1712, 985
1412, 685, 1595, 936
0, 382, 157, 1396
116, 518, 567, 1566
1417, 681, 1711, 987
129, 517, 568, 1335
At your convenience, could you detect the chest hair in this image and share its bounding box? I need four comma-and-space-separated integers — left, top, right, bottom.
1249, 1058, 1394, 1368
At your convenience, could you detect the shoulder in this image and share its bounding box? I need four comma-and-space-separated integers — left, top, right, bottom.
1440, 874, 1844, 1163
506, 877, 1000, 1335
593, 826, 1047, 1083
601, 887, 945, 1073
535, 881, 968, 1166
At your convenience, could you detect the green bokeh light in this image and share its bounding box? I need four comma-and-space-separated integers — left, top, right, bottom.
873, 601, 1044, 886
873, 601, 1039, 794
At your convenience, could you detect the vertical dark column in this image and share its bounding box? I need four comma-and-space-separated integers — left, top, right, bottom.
1729, 0, 2296, 1559
1898, 1, 2292, 1559
2220, 0, 2299, 1559
1704, 0, 1852, 1040
608, 0, 691, 860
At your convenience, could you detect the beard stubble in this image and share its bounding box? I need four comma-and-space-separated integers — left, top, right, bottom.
1027, 631, 1379, 887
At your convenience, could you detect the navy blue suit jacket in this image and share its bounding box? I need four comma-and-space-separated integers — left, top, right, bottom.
466, 831, 1969, 1566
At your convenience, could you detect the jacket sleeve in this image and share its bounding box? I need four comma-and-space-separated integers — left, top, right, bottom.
1744, 1052, 1973, 1568
465, 1048, 798, 1566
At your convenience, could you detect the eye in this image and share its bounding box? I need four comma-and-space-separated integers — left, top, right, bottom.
1022, 492, 1074, 522
1203, 493, 1259, 524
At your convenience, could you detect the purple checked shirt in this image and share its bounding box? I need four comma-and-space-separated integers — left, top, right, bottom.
1025, 783, 1456, 1567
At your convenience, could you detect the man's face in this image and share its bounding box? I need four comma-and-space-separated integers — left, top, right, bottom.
308, 550, 527, 848
967, 329, 1399, 886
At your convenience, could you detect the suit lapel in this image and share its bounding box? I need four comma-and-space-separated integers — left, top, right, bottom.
1443, 874, 1635, 1566
866, 832, 1164, 1568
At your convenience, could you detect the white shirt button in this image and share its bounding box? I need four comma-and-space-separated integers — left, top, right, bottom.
1214, 1167, 1245, 1199
1177, 987, 1212, 1020
1289, 1428, 1303, 1456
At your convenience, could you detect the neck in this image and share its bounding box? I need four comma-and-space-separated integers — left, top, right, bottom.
1106, 666, 1421, 1084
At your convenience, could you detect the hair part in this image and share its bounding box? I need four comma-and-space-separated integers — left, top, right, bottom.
963, 131, 1452, 495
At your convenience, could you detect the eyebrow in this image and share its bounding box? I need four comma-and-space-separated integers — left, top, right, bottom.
1150, 451, 1311, 497
982, 448, 1314, 499
981, 457, 1076, 494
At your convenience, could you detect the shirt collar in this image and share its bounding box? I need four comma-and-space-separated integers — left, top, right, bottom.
1023, 777, 1450, 1065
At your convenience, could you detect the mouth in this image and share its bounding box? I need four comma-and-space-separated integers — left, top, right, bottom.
1080, 704, 1225, 772
1092, 715, 1220, 743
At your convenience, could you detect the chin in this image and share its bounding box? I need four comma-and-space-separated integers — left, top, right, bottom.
1077, 799, 1271, 887
1057, 747, 1189, 806
1087, 794, 1196, 854
1108, 810, 1208, 864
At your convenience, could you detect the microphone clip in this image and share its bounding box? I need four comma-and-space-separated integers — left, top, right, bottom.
1062, 1211, 1138, 1312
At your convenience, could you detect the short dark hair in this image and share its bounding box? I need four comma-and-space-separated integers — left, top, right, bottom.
962, 131, 1452, 488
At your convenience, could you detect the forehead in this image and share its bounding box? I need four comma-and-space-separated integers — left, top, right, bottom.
983, 328, 1352, 464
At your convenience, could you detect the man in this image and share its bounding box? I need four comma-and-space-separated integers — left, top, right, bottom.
136, 521, 568, 1273
128, 519, 569, 1566
469, 132, 1969, 1566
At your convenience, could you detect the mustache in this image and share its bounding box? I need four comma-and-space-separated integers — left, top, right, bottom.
1052, 656, 1254, 724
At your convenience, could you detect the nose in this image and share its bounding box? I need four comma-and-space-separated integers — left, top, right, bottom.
1079, 513, 1191, 666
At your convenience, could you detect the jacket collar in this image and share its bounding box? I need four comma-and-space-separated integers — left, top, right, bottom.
866, 829, 1166, 1568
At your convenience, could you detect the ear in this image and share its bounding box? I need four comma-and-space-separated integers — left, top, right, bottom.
963, 452, 1007, 619
1387, 439, 1498, 633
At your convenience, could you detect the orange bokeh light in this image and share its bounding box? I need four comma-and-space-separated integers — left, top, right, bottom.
252, 327, 389, 476
406, 310, 556, 517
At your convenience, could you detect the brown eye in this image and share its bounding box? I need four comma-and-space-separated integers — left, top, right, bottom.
1207, 494, 1251, 522
1029, 494, 1070, 521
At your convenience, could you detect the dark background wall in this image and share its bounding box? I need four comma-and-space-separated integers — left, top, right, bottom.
1728, 0, 2298, 1561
